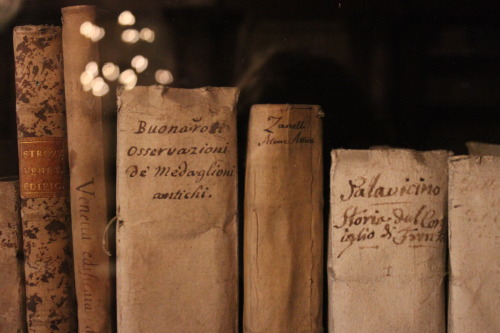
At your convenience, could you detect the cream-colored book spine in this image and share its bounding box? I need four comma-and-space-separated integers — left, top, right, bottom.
116, 86, 239, 332
328, 149, 447, 333
448, 155, 500, 333
466, 141, 500, 156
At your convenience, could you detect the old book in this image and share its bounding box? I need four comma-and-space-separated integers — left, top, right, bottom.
244, 104, 324, 333
117, 86, 239, 332
329, 149, 448, 333
61, 6, 113, 333
466, 141, 500, 156
13, 25, 76, 332
0, 179, 26, 332
448, 156, 500, 333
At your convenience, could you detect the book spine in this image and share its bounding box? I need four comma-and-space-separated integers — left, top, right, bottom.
448, 156, 500, 333
243, 104, 324, 333
61, 6, 113, 333
0, 179, 26, 332
13, 25, 76, 332
466, 141, 500, 156
116, 86, 239, 332
328, 149, 447, 333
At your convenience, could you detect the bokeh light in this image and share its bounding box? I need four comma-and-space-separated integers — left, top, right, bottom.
155, 70, 174, 85
118, 11, 136, 26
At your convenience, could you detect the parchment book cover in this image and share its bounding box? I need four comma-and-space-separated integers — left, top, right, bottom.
329, 149, 447, 333
13, 25, 76, 332
448, 156, 500, 333
0, 179, 26, 332
466, 141, 500, 156
62, 6, 112, 333
244, 104, 324, 333
117, 86, 239, 332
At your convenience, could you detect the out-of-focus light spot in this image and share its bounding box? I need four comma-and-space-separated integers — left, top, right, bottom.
131, 55, 148, 73
80, 71, 93, 86
80, 21, 94, 38
91, 27, 105, 42
119, 69, 137, 85
140, 28, 155, 42
118, 11, 135, 26
85, 61, 99, 78
81, 22, 105, 42
102, 62, 120, 81
91, 77, 109, 96
121, 29, 140, 44
155, 69, 174, 85
124, 79, 137, 90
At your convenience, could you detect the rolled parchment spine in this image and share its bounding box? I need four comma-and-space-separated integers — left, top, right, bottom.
62, 6, 113, 333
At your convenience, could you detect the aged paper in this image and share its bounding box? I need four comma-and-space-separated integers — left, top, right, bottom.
0, 179, 26, 332
14, 25, 76, 332
329, 149, 447, 333
448, 156, 500, 333
244, 104, 324, 333
466, 141, 500, 156
117, 86, 239, 332
62, 6, 112, 333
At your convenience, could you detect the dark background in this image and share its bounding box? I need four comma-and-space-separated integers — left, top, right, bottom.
1, 0, 499, 162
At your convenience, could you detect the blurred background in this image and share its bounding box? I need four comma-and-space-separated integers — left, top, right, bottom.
1, 0, 500, 176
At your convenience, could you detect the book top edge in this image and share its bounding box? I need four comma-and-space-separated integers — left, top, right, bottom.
13, 25, 61, 34
117, 85, 238, 94
61, 5, 96, 14
331, 148, 451, 155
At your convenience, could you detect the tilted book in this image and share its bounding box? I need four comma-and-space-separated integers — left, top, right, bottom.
13, 25, 76, 332
329, 149, 447, 333
62, 6, 113, 333
448, 156, 500, 333
244, 104, 324, 333
116, 86, 239, 332
0, 179, 26, 332
466, 141, 500, 156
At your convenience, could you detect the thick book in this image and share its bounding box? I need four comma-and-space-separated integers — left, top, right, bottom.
328, 149, 447, 333
13, 25, 76, 332
116, 86, 239, 332
466, 141, 500, 156
243, 104, 324, 333
62, 6, 113, 333
448, 156, 499, 333
0, 179, 26, 332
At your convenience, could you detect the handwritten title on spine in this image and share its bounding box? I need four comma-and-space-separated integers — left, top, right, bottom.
334, 173, 445, 258
124, 118, 234, 200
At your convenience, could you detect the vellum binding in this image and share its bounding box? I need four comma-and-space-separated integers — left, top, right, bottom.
116, 86, 239, 332
244, 104, 324, 333
466, 141, 500, 156
448, 156, 500, 333
328, 149, 447, 333
61, 6, 113, 333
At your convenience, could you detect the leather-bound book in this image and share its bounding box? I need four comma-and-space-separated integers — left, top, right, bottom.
13, 25, 76, 332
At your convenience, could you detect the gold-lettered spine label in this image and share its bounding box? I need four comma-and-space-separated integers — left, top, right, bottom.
18, 137, 67, 198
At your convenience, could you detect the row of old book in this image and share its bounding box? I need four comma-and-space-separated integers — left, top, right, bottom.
1, 5, 499, 333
